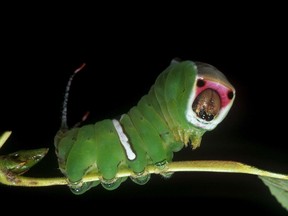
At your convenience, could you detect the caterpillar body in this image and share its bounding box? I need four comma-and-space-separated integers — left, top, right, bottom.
54, 59, 236, 194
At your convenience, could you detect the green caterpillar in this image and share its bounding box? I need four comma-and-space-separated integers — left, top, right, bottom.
54, 59, 236, 194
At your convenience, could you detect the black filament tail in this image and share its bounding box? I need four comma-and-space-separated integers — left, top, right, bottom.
61, 63, 86, 130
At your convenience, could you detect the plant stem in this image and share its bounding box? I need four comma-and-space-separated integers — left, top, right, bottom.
1, 160, 287, 187
0, 131, 11, 149
0, 173, 67, 186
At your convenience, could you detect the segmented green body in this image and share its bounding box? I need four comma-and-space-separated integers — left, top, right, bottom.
55, 59, 236, 194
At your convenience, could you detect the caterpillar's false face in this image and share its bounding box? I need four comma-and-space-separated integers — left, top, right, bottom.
186, 62, 235, 131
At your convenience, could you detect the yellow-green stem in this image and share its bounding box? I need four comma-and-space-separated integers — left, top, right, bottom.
1, 160, 287, 187
0, 131, 11, 149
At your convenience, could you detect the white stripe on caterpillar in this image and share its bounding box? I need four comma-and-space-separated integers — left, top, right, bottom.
112, 119, 136, 160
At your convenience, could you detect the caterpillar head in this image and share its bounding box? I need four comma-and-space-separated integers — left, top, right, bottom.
186, 62, 236, 131
159, 59, 236, 149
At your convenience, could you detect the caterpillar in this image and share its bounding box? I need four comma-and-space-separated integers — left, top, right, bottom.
54, 59, 236, 194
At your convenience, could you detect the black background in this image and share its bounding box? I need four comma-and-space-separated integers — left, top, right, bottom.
1, 5, 287, 215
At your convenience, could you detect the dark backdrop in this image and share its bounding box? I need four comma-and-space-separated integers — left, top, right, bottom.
0, 7, 287, 216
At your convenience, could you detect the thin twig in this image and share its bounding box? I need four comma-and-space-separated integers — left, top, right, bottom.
0, 131, 12, 149
1, 160, 287, 187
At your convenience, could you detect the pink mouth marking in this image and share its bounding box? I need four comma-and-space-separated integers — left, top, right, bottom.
196, 80, 233, 108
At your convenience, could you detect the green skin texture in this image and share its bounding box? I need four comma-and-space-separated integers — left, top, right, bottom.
55, 60, 207, 194
0, 148, 48, 175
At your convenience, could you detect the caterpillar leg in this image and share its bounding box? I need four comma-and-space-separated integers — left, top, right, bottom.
100, 177, 128, 190
119, 115, 151, 185
69, 180, 100, 195
128, 108, 168, 170
130, 171, 151, 185
94, 120, 129, 190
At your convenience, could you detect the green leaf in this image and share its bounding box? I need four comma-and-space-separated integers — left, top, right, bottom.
0, 148, 49, 175
259, 176, 288, 211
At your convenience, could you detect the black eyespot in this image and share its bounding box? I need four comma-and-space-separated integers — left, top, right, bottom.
197, 79, 205, 87
227, 91, 234, 100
